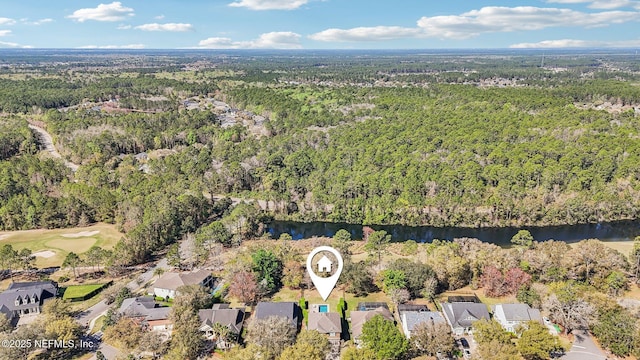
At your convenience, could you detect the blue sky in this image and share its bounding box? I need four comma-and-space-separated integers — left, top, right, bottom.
1, 0, 639, 49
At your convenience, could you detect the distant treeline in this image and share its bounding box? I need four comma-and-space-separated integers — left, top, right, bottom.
1, 54, 640, 265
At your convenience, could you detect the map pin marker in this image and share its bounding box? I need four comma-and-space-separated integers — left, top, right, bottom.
306, 246, 343, 301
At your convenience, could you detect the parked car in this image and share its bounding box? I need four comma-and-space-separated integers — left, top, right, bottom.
463, 349, 472, 359
543, 316, 551, 325
460, 337, 470, 349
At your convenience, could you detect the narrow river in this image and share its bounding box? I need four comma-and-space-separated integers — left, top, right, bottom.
267, 219, 640, 246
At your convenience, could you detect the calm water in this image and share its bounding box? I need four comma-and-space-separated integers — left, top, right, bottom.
267, 220, 640, 246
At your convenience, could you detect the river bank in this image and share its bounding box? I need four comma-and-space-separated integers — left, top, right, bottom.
267, 219, 640, 246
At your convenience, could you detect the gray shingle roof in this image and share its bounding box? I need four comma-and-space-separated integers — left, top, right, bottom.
308, 312, 342, 334
118, 296, 170, 321
119, 296, 156, 315
199, 307, 246, 334
0, 281, 57, 315
496, 304, 541, 322
350, 307, 394, 340
254, 302, 300, 327
402, 311, 445, 332
441, 302, 490, 329
153, 270, 212, 291
144, 307, 171, 321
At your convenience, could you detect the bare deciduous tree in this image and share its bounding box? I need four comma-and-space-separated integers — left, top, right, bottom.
228, 270, 260, 305
543, 291, 594, 334
247, 316, 296, 359
411, 320, 456, 357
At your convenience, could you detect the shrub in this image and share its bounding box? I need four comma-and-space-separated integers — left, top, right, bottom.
400, 240, 418, 256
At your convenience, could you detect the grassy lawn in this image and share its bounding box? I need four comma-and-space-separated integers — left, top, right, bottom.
438, 286, 517, 309
62, 283, 107, 300
271, 286, 394, 320
570, 240, 633, 255
0, 223, 122, 268
91, 315, 105, 334
71, 291, 110, 312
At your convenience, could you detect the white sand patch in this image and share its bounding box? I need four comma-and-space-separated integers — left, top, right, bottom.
0, 234, 9, 241
61, 230, 100, 238
33, 250, 56, 258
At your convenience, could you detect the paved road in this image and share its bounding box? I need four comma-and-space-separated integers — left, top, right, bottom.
75, 258, 169, 360
76, 299, 110, 328
562, 331, 608, 360
28, 123, 80, 172
76, 259, 169, 324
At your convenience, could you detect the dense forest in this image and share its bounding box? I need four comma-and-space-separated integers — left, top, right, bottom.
1, 50, 640, 264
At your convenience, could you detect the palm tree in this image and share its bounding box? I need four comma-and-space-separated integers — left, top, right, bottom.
153, 267, 165, 281
212, 322, 234, 350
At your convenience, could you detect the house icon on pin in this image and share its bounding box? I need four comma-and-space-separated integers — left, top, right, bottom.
317, 255, 333, 273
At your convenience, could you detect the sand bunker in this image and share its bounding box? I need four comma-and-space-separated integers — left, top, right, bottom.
0, 234, 9, 241
33, 250, 56, 258
61, 230, 100, 238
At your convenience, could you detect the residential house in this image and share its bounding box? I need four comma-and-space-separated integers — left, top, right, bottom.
253, 301, 301, 329
0, 281, 58, 323
198, 304, 245, 349
118, 296, 173, 340
492, 303, 542, 333
308, 309, 343, 359
308, 311, 342, 342
350, 306, 394, 345
440, 302, 490, 335
151, 269, 214, 300
400, 310, 445, 339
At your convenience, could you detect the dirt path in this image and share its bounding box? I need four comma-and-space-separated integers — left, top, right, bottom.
28, 123, 79, 172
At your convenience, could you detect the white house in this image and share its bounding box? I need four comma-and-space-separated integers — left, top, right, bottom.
317, 255, 332, 273
492, 304, 542, 333
151, 270, 214, 300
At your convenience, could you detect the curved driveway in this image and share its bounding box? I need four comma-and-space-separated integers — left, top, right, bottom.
562, 331, 607, 360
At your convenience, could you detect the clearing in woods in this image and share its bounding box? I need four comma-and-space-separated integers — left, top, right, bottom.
0, 223, 122, 268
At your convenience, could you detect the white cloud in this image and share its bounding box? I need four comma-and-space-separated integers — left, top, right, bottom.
0, 41, 32, 48
511, 38, 640, 48
546, 0, 640, 10
0, 30, 11, 37
155, 15, 165, 20
199, 37, 236, 48
23, 18, 54, 26
134, 23, 193, 32
117, 24, 132, 30
309, 26, 423, 42
416, 6, 640, 39
308, 6, 640, 44
78, 44, 145, 49
198, 31, 302, 49
228, 0, 308, 10
67, 2, 134, 22
0, 18, 16, 26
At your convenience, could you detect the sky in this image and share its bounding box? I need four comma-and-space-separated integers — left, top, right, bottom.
0, 0, 639, 49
